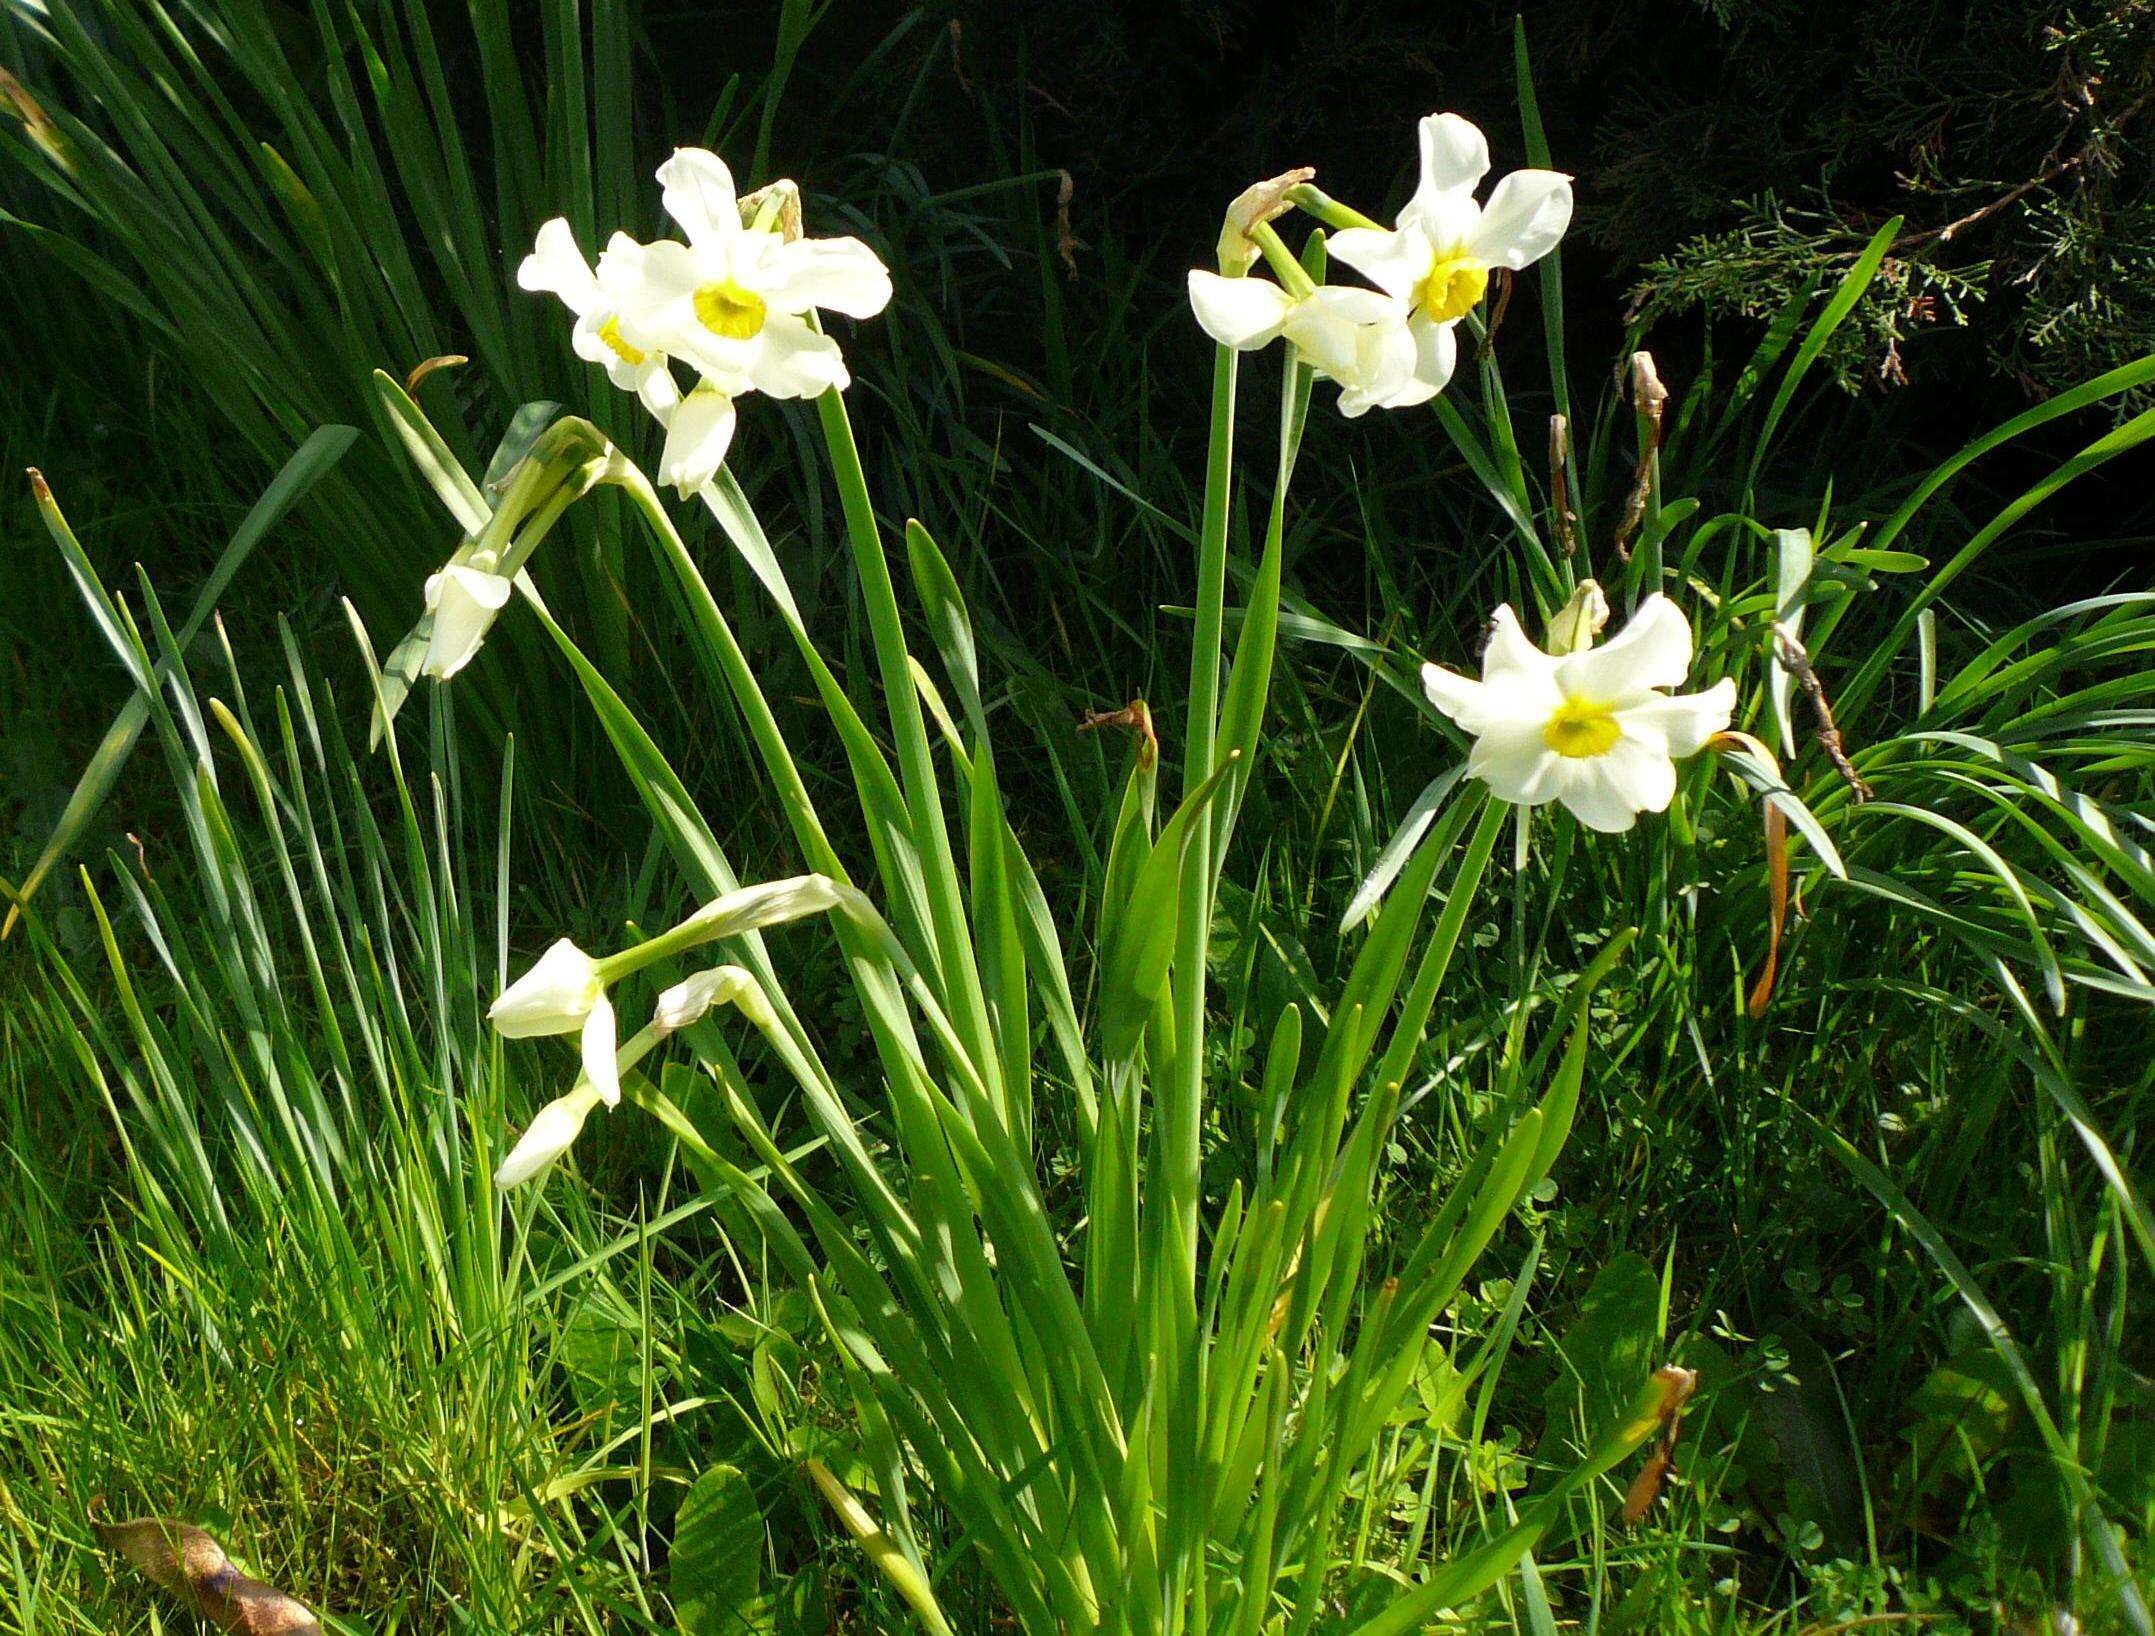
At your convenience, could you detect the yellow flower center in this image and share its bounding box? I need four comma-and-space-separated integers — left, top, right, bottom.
1416, 250, 1489, 324
1542, 697, 1621, 759
694, 278, 768, 340
595, 315, 647, 366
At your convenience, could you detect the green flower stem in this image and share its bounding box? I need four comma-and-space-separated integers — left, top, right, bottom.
814, 385, 1004, 1114
608, 469, 843, 880
1248, 221, 1316, 297
1285, 183, 1382, 234
1165, 339, 1241, 1288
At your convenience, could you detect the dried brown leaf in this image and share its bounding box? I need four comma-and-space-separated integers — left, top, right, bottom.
92, 1508, 321, 1635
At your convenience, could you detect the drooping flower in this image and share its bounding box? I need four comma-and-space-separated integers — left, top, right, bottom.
655, 380, 739, 498
597, 148, 891, 407
488, 938, 620, 1106
1324, 113, 1572, 410
651, 964, 754, 1034
495, 1083, 605, 1189
421, 554, 514, 679
1421, 594, 1734, 833
1186, 273, 1417, 416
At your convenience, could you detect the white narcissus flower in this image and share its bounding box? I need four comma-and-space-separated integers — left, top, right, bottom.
517, 218, 683, 420
1325, 113, 1573, 411
495, 1083, 604, 1188
597, 149, 892, 407
421, 553, 514, 679
488, 938, 621, 1106
1186, 273, 1417, 416
1422, 594, 1735, 833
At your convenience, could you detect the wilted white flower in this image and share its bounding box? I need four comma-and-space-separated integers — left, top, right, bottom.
1324, 113, 1572, 410
488, 938, 620, 1106
597, 149, 891, 409
1421, 594, 1734, 833
651, 964, 754, 1034
420, 554, 513, 679
495, 1083, 604, 1188
1186, 273, 1418, 415
1214, 167, 1316, 274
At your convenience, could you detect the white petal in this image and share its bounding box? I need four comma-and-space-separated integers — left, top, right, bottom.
1559, 594, 1695, 697
1324, 228, 1429, 302
1468, 721, 1564, 805
1596, 735, 1678, 815
1466, 170, 1574, 271
1330, 310, 1421, 415
581, 992, 620, 1108
1480, 605, 1562, 691
764, 236, 893, 318
1421, 661, 1487, 726
489, 939, 601, 1037
494, 1087, 603, 1189
634, 361, 682, 419
658, 384, 737, 496
420, 567, 513, 680
517, 217, 599, 313
1394, 313, 1459, 407
597, 235, 702, 345
1343, 314, 1454, 413
745, 313, 849, 398
1612, 678, 1736, 759
1411, 113, 1491, 214
1187, 270, 1295, 349
1281, 287, 1388, 380
1555, 765, 1643, 834
657, 148, 740, 247
1426, 614, 1561, 732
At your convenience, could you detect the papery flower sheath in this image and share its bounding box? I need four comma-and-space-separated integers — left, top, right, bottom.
1324, 113, 1572, 410
1422, 594, 1734, 833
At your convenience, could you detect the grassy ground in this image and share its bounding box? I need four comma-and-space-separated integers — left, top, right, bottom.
2, 5, 2153, 1633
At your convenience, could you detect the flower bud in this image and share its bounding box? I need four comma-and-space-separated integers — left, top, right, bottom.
1545, 579, 1610, 654
737, 178, 803, 241
685, 874, 847, 940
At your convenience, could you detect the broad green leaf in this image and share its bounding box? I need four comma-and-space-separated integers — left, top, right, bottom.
673, 1464, 773, 1634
